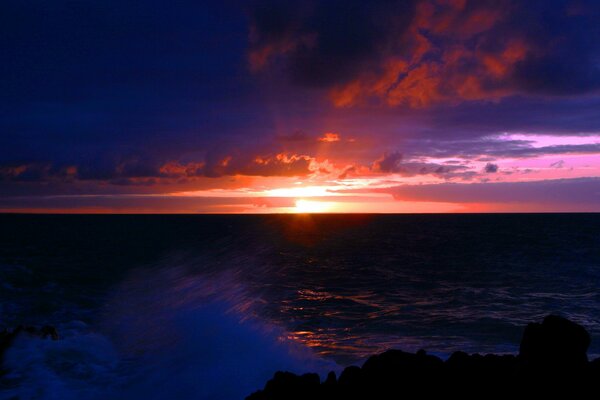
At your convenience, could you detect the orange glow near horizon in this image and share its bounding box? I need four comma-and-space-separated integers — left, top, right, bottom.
294, 199, 336, 213
2, 144, 599, 214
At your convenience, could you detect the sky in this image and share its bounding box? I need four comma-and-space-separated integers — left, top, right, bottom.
1, 0, 600, 213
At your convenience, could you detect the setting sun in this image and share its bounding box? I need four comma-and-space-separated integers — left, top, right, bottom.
294, 199, 335, 213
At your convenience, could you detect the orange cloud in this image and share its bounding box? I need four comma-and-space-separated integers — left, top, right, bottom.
0, 163, 78, 182
249, 0, 600, 108
318, 132, 341, 142
159, 161, 205, 177
330, 81, 364, 108
482, 40, 528, 77
247, 21, 316, 71
330, 0, 531, 108
160, 153, 315, 179
386, 63, 444, 107
250, 0, 535, 108
243, 153, 313, 176
331, 34, 530, 108
0, 164, 30, 178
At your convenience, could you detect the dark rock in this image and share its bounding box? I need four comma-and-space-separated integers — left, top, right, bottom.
324, 371, 336, 386
320, 371, 337, 399
590, 357, 600, 373
519, 315, 590, 369
247, 371, 321, 400
247, 315, 598, 399
361, 349, 443, 385
299, 372, 320, 387
337, 365, 361, 386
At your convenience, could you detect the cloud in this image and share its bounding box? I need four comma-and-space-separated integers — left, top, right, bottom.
249, 0, 600, 107
0, 152, 316, 185
396, 177, 600, 204
338, 177, 600, 206
0, 163, 78, 182
158, 153, 315, 179
484, 163, 499, 173
318, 132, 341, 142
400, 136, 600, 160
202, 153, 313, 177
248, 0, 417, 87
372, 152, 403, 173
337, 166, 356, 180
371, 152, 473, 179
393, 161, 471, 178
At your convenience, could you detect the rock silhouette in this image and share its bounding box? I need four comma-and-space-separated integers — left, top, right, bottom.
1, 317, 598, 397
247, 315, 600, 399
520, 314, 590, 368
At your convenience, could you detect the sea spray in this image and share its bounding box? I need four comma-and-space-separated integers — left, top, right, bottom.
1, 261, 335, 400
1, 322, 118, 400
102, 262, 336, 399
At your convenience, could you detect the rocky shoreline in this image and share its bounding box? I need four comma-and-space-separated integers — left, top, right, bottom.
2, 316, 599, 398
247, 315, 600, 399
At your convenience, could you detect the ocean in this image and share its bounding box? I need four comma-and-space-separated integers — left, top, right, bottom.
1, 214, 599, 399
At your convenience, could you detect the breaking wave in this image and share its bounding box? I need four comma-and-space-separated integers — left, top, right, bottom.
1, 261, 335, 400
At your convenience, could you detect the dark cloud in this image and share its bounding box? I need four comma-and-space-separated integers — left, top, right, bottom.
191, 152, 313, 178
0, 152, 314, 184
372, 152, 403, 173
509, 0, 600, 95
484, 163, 499, 173
0, 0, 260, 167
0, 163, 78, 183
250, 0, 600, 106
249, 0, 417, 87
393, 162, 471, 178
371, 152, 472, 178
401, 137, 600, 160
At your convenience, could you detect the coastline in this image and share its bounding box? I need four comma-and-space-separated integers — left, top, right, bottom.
3, 315, 599, 398
247, 315, 600, 399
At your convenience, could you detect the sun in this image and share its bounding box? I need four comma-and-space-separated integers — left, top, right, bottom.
294, 199, 334, 213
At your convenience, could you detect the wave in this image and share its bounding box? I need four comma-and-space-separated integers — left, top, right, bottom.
1, 261, 336, 400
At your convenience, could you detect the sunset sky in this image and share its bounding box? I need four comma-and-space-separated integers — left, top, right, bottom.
1, 0, 599, 213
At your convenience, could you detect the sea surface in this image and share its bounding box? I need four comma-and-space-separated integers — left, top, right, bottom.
1, 214, 599, 399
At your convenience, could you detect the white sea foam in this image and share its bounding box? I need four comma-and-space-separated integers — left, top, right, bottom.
1, 263, 335, 400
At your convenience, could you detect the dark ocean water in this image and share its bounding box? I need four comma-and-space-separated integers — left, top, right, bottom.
1, 214, 599, 399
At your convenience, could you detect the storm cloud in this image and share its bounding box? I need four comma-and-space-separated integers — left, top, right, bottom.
250, 0, 600, 107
